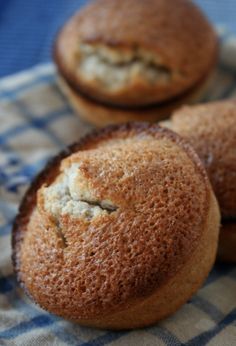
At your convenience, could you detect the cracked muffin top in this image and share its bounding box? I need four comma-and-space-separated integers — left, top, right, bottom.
54, 0, 218, 107
169, 101, 236, 218
13, 123, 212, 321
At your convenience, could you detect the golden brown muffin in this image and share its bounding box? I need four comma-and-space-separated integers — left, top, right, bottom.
12, 123, 220, 329
166, 100, 236, 262
54, 0, 218, 126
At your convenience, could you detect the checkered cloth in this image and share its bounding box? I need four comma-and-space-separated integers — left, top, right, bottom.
1, 30, 236, 345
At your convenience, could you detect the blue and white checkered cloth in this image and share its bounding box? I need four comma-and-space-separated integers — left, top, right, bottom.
1, 30, 236, 345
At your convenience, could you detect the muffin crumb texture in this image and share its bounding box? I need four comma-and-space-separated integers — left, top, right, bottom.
77, 43, 172, 90
41, 163, 116, 221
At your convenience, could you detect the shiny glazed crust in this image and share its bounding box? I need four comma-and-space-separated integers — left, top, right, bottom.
12, 123, 220, 329
54, 0, 218, 106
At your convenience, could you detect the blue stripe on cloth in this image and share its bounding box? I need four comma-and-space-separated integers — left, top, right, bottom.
185, 308, 236, 346
15, 102, 67, 148
0, 277, 14, 293
0, 314, 82, 345
190, 296, 224, 322
0, 273, 85, 344
52, 327, 84, 346
2, 156, 49, 186
0, 202, 17, 225
0, 271, 111, 345
29, 111, 70, 129
79, 331, 128, 346
148, 326, 182, 346
1, 154, 52, 197
0, 124, 30, 145
0, 143, 22, 167
50, 81, 74, 105
0, 276, 82, 344
0, 156, 49, 197
9, 157, 48, 179
0, 315, 55, 339
0, 132, 50, 195
205, 263, 236, 286
0, 274, 102, 346
0, 72, 55, 100
0, 105, 71, 146
0, 157, 50, 237
0, 222, 12, 237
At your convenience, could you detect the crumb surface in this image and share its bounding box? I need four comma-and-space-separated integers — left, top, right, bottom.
41, 163, 116, 221
76, 44, 172, 90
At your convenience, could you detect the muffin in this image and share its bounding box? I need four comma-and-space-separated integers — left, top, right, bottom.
166, 101, 236, 262
54, 0, 218, 127
12, 123, 220, 329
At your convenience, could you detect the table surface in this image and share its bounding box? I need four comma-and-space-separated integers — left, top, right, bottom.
0, 0, 236, 78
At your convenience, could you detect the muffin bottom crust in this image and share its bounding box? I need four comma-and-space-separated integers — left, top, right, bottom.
58, 70, 215, 127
